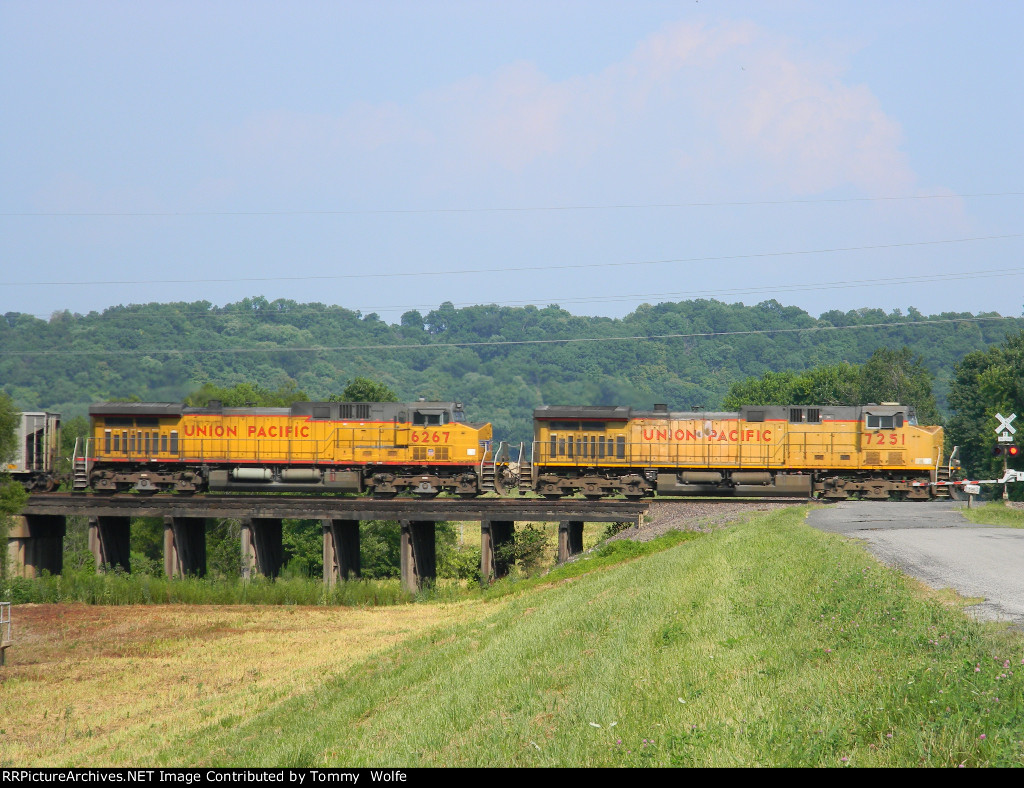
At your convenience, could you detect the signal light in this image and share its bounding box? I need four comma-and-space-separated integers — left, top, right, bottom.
1009, 445, 1020, 457
994, 444, 1020, 457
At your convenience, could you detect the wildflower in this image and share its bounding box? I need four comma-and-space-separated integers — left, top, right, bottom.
886, 733, 893, 739
841, 756, 850, 763
979, 734, 986, 740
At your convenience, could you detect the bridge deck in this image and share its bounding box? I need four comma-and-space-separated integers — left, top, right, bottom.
23, 494, 649, 523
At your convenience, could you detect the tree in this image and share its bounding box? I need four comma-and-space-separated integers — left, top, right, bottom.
947, 331, 1024, 478
858, 347, 941, 425
185, 381, 308, 407
332, 377, 399, 402
0, 392, 18, 466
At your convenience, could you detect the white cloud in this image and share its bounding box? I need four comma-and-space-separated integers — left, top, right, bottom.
219, 19, 919, 199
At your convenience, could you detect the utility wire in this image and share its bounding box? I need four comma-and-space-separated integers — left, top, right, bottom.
15, 264, 1024, 322
2, 233, 1019, 288
1, 315, 1019, 358
2, 192, 1022, 218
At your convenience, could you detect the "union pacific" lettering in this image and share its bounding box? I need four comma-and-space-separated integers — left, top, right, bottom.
642, 428, 772, 443
184, 424, 238, 438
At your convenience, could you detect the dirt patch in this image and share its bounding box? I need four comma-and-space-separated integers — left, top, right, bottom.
607, 499, 806, 543
0, 601, 493, 766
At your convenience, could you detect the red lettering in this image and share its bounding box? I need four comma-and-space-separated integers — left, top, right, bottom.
656, 429, 668, 441
763, 429, 772, 442
687, 430, 697, 441
228, 426, 236, 437
301, 426, 310, 438
184, 424, 195, 437
643, 428, 655, 441
257, 426, 267, 438
248, 426, 256, 437
730, 430, 738, 441
675, 429, 686, 440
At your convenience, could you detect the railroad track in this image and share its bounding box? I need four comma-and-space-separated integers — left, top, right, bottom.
22, 493, 653, 523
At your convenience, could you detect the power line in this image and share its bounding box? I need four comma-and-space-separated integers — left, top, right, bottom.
2, 233, 1020, 288
15, 264, 1024, 322
2, 192, 1022, 218
2, 315, 1019, 358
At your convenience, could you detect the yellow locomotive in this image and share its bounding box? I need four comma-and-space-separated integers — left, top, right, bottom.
518, 403, 947, 500
76, 400, 493, 496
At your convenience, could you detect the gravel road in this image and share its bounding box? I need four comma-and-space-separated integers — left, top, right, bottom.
607, 499, 805, 542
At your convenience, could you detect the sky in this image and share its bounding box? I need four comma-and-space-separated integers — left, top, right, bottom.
2, 1, 1022, 325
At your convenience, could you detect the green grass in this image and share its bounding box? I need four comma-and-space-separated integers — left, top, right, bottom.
134, 507, 1024, 767
960, 501, 1024, 528
2, 572, 419, 607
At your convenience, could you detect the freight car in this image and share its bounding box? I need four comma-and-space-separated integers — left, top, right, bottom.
509, 402, 949, 500
73, 400, 495, 496
7, 411, 62, 491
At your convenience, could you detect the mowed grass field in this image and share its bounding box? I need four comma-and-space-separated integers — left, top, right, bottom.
2, 506, 1023, 767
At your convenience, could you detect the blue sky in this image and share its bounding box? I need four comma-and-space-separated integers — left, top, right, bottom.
2, 1, 1021, 324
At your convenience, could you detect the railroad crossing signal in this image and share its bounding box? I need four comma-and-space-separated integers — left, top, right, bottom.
993, 414, 1020, 456
995, 413, 1017, 443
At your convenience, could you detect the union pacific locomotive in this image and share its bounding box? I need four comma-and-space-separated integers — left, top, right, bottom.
509, 402, 949, 500
73, 400, 493, 497
29, 398, 952, 500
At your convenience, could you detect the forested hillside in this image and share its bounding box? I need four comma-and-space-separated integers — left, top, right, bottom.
1, 297, 1020, 445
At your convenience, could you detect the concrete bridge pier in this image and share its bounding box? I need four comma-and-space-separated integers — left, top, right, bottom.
480, 520, 515, 580
164, 516, 207, 578
241, 518, 284, 579
6, 515, 65, 578
89, 516, 131, 572
323, 519, 360, 585
557, 520, 584, 564
400, 519, 436, 592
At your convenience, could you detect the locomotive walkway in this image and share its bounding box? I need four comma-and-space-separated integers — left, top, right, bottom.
11, 494, 649, 591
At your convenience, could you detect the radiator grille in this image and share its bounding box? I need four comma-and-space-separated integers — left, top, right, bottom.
412, 447, 449, 461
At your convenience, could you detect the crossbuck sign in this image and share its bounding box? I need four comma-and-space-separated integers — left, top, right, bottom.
995, 412, 1017, 443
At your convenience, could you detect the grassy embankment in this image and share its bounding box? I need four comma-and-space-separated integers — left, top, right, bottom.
961, 501, 1024, 528
2, 507, 1022, 767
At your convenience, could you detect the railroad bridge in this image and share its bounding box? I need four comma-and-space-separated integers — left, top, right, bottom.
8, 495, 649, 590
